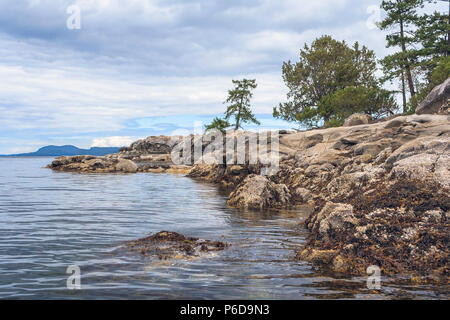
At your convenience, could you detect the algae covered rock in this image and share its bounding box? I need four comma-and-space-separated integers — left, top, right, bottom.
308, 202, 357, 241
126, 231, 229, 260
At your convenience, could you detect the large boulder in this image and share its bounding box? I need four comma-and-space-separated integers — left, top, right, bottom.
416, 77, 450, 115
119, 135, 183, 159
227, 174, 291, 209
115, 159, 138, 173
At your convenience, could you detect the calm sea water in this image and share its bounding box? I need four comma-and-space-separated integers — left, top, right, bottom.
0, 157, 447, 299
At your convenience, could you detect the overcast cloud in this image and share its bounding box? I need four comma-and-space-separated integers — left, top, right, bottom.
0, 0, 447, 154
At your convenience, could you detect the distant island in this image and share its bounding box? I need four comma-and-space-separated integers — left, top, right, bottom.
0, 145, 121, 157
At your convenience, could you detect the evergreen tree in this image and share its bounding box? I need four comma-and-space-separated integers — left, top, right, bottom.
379, 0, 425, 112
204, 117, 231, 134
224, 79, 260, 130
415, 4, 450, 79
273, 35, 396, 128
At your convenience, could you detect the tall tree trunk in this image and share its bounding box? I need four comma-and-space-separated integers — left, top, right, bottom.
448, 0, 450, 57
399, 16, 416, 98
401, 70, 407, 113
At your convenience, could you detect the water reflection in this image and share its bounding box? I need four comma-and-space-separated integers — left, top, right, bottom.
0, 158, 446, 299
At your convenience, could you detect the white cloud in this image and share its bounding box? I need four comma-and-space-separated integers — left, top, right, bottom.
2, 0, 430, 154
90, 136, 136, 147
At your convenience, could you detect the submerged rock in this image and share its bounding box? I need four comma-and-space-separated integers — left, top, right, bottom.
126, 231, 229, 260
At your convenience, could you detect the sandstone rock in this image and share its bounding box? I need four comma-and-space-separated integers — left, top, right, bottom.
227, 174, 291, 209
391, 153, 438, 181
343, 113, 371, 127
115, 159, 138, 173
165, 165, 192, 174
416, 77, 450, 115
147, 167, 166, 173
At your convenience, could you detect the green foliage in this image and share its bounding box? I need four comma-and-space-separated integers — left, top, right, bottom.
407, 56, 450, 113
379, 0, 424, 47
415, 8, 450, 75
379, 0, 424, 106
319, 86, 397, 126
379, 0, 450, 113
273, 35, 396, 128
204, 117, 231, 134
431, 56, 450, 85
224, 79, 260, 130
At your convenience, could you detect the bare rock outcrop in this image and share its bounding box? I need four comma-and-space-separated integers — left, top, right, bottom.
416, 77, 450, 115
46, 135, 192, 174
47, 155, 116, 173
119, 135, 183, 160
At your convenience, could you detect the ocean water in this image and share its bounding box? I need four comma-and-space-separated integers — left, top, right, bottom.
0, 157, 447, 299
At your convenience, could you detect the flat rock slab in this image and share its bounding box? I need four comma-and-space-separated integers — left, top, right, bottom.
126, 231, 229, 260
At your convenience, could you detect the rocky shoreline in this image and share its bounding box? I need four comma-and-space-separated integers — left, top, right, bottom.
46, 91, 449, 281
187, 114, 449, 281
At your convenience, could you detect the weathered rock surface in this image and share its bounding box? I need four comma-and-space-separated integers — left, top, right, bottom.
119, 135, 183, 160
190, 114, 449, 278
46, 135, 192, 174
115, 159, 138, 173
47, 155, 116, 173
227, 174, 291, 209
307, 202, 357, 242
416, 77, 450, 115
126, 231, 229, 260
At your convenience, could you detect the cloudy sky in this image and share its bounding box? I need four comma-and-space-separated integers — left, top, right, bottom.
0, 0, 447, 154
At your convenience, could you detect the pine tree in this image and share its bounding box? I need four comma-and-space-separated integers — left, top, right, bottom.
273, 36, 395, 128
415, 4, 450, 79
379, 0, 424, 112
204, 117, 231, 134
224, 79, 260, 130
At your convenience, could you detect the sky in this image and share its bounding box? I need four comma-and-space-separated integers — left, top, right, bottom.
0, 0, 447, 154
